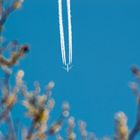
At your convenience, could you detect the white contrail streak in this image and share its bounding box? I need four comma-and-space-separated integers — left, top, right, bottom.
58, 0, 73, 68
67, 0, 72, 65
58, 0, 66, 65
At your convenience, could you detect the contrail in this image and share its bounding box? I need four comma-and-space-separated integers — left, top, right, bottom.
67, 0, 72, 65
58, 0, 66, 65
58, 0, 73, 71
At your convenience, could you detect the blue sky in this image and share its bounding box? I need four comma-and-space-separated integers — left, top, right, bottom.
3, 0, 140, 139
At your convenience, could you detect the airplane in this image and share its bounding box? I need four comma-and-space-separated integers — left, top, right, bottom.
62, 64, 73, 72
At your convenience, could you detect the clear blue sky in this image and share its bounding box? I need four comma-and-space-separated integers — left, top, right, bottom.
3, 0, 140, 139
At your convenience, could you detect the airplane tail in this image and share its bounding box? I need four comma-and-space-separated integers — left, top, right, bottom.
62, 64, 73, 72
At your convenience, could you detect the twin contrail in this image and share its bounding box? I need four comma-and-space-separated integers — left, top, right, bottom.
58, 0, 73, 71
